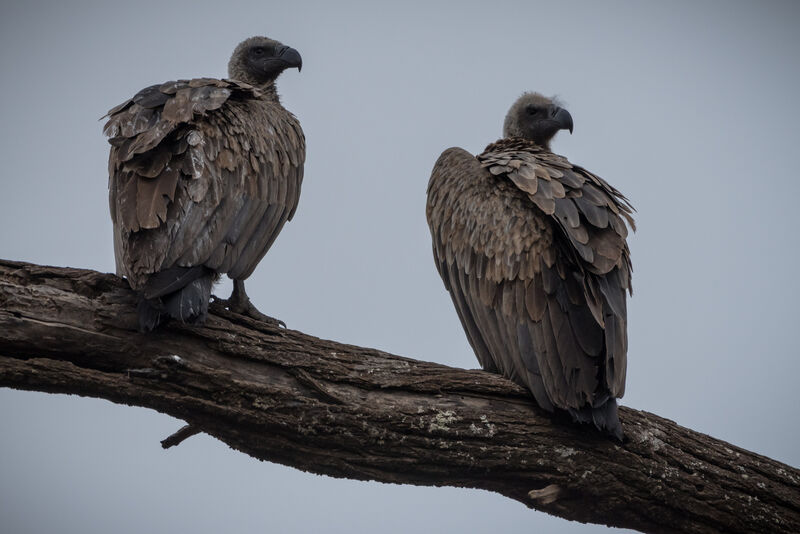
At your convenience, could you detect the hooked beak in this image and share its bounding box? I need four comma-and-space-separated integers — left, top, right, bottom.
276, 45, 302, 72
551, 106, 573, 134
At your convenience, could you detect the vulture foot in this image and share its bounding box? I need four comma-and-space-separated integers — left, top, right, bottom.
215, 279, 286, 328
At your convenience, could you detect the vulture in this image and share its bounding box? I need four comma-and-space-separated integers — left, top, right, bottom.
426, 93, 635, 439
105, 36, 305, 331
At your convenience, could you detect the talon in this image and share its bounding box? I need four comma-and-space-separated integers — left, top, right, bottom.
217, 279, 285, 327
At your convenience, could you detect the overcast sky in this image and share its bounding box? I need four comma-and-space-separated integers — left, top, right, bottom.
1, 1, 799, 533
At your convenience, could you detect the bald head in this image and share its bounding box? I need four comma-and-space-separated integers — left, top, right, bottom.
227, 36, 302, 87
503, 92, 573, 150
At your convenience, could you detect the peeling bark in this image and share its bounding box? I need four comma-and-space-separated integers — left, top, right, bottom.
0, 258, 798, 533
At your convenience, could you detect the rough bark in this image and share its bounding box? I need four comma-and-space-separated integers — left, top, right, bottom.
0, 258, 797, 534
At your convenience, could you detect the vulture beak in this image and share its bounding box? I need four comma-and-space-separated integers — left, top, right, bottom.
551, 106, 574, 134
276, 45, 303, 72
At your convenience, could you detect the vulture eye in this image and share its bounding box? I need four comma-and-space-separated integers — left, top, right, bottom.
526, 106, 539, 116
252, 47, 266, 56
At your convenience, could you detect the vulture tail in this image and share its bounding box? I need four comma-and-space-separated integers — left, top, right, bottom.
568, 399, 623, 441
137, 267, 215, 331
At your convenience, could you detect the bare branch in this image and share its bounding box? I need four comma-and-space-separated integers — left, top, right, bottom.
0, 258, 798, 533
160, 424, 201, 449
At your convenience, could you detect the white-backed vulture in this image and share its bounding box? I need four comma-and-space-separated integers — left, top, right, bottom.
426, 93, 635, 439
105, 36, 304, 331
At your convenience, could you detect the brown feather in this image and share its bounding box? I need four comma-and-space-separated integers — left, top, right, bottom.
135, 163, 179, 229
127, 147, 171, 178
116, 170, 139, 232
160, 88, 193, 123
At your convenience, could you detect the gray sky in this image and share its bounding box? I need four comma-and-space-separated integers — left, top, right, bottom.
1, 1, 799, 532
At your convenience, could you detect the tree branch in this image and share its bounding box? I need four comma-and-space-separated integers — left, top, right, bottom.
160, 424, 201, 449
0, 258, 797, 533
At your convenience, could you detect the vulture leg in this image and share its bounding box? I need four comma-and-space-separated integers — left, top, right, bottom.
216, 279, 285, 327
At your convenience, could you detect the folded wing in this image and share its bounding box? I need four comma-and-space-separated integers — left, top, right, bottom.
427, 140, 633, 436
106, 78, 305, 290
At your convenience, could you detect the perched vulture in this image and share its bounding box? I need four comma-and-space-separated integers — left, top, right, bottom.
105, 36, 304, 331
426, 93, 635, 439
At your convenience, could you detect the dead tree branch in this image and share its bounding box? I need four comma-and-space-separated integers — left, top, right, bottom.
0, 259, 798, 533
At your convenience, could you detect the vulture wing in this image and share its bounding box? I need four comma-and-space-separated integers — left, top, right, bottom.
105, 78, 305, 290
426, 139, 633, 437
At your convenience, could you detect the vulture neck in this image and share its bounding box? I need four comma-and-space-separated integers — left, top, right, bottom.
529, 137, 554, 152
255, 82, 280, 102
506, 136, 553, 152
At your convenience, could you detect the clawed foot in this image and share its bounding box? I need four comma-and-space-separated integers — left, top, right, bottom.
213, 279, 285, 328
222, 297, 285, 327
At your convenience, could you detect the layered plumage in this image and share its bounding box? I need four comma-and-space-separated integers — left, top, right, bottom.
426, 93, 634, 439
106, 36, 304, 331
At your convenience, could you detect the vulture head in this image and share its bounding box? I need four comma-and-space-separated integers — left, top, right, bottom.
228, 36, 302, 87
503, 92, 573, 150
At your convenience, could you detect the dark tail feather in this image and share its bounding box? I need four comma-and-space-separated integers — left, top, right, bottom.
137, 298, 167, 332
163, 275, 213, 323
142, 266, 208, 299
137, 267, 214, 332
568, 399, 623, 441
